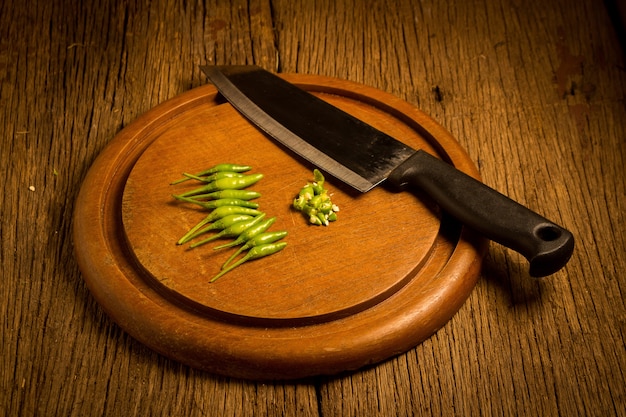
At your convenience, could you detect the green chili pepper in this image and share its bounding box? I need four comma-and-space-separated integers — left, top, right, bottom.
204, 205, 261, 222
181, 171, 245, 183
172, 195, 260, 209
311, 182, 324, 195
221, 230, 288, 269
188, 189, 261, 201
177, 214, 253, 245
311, 170, 326, 195
213, 217, 276, 250
318, 200, 333, 214
171, 163, 288, 281
301, 204, 317, 216
180, 206, 262, 244
179, 173, 264, 197
309, 215, 323, 226
316, 212, 328, 226
210, 242, 287, 282
293, 168, 338, 226
309, 194, 324, 209
313, 168, 325, 184
204, 163, 252, 173
292, 195, 306, 211
299, 184, 314, 200
171, 164, 252, 184
189, 214, 266, 248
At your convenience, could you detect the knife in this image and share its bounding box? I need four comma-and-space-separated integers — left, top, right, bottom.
200, 65, 574, 277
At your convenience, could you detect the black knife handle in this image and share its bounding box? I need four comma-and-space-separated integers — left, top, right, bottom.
387, 150, 574, 277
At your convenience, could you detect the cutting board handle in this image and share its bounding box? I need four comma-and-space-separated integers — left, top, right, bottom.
387, 150, 575, 277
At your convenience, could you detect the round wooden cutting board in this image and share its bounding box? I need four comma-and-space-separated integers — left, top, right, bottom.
73, 73, 487, 380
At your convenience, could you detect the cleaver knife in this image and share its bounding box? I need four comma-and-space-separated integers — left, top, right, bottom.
200, 65, 574, 277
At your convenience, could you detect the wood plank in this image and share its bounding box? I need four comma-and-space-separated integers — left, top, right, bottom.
273, 0, 625, 415
1, 0, 624, 415
1, 0, 312, 415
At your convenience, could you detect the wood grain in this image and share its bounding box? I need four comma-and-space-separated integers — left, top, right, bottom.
1, 0, 624, 415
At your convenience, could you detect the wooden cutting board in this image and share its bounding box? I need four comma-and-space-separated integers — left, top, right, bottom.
73, 73, 487, 380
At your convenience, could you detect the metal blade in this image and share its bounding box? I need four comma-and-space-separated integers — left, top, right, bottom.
200, 65, 416, 192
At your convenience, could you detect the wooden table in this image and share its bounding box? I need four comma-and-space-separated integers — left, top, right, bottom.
2, 0, 624, 415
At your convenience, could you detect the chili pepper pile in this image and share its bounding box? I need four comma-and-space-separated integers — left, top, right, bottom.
292, 169, 339, 226
171, 163, 287, 282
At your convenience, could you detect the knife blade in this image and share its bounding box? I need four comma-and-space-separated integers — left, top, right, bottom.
200, 65, 574, 277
